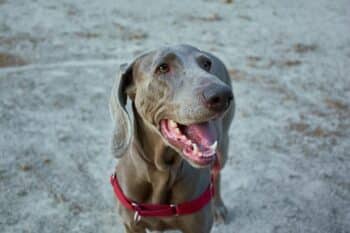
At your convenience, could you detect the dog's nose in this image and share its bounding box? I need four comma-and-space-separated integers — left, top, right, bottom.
201, 84, 233, 113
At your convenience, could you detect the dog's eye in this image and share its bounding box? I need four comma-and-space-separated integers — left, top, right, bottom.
202, 60, 212, 71
156, 63, 170, 74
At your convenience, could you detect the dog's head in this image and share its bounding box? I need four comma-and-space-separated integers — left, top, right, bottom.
110, 44, 234, 168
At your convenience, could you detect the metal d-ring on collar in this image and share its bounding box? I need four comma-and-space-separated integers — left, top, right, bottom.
131, 202, 142, 223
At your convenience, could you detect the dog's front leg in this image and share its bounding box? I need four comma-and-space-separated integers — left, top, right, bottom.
213, 172, 228, 224
123, 223, 146, 233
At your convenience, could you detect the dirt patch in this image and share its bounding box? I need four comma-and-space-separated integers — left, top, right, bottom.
0, 53, 27, 67
247, 62, 271, 69
43, 158, 52, 165
17, 190, 28, 197
0, 169, 6, 180
246, 56, 302, 69
0, 33, 44, 47
238, 15, 252, 21
228, 68, 249, 81
323, 98, 350, 121
113, 22, 126, 31
187, 13, 222, 22
19, 164, 33, 172
247, 56, 262, 62
53, 193, 68, 203
127, 30, 148, 40
67, 8, 79, 16
281, 60, 302, 67
309, 127, 327, 137
293, 43, 318, 53
289, 122, 310, 133
289, 121, 342, 138
64, 2, 81, 16
324, 98, 348, 111
69, 203, 83, 215
246, 56, 273, 68
117, 26, 148, 41
75, 32, 100, 39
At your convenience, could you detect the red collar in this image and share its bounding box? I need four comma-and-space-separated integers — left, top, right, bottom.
110, 155, 221, 220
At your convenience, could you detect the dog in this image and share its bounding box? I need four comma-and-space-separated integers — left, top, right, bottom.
109, 44, 235, 233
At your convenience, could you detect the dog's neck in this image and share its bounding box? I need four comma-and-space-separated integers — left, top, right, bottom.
121, 107, 187, 204
132, 108, 182, 170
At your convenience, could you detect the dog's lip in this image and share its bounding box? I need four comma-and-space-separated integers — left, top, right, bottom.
159, 119, 218, 166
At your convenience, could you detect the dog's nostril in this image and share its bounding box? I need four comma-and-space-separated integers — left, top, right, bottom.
228, 93, 233, 103
202, 85, 233, 113
210, 96, 221, 105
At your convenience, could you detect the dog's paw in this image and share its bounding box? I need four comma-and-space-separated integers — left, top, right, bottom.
213, 201, 228, 224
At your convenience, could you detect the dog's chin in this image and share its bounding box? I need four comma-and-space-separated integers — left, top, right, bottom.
159, 119, 218, 168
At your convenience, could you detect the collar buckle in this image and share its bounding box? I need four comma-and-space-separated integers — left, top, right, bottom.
170, 204, 179, 216
131, 202, 142, 223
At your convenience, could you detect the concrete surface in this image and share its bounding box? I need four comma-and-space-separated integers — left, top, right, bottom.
1, 0, 349, 232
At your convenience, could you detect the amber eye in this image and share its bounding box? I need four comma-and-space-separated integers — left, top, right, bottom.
202, 60, 212, 71
156, 63, 170, 74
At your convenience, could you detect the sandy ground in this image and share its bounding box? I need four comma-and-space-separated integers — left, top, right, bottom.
1, 0, 350, 232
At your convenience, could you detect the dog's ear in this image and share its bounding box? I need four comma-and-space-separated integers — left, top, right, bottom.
109, 63, 135, 158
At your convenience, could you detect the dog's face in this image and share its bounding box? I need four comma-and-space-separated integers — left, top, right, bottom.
110, 45, 234, 168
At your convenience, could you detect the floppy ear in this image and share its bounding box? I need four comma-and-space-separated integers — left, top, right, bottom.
109, 63, 134, 158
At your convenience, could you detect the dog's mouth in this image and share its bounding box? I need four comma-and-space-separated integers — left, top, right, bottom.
160, 119, 218, 167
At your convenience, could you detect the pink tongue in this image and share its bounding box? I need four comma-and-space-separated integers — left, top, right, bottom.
183, 121, 217, 147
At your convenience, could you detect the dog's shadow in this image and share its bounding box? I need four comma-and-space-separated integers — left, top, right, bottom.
225, 208, 235, 224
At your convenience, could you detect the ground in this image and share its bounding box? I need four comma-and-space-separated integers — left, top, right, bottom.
0, 0, 349, 232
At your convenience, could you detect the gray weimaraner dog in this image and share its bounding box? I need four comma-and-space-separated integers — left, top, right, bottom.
109, 44, 235, 233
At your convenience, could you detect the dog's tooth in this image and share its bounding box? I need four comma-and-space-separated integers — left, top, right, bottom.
202, 151, 208, 157
185, 139, 192, 146
180, 135, 187, 141
192, 143, 199, 154
209, 141, 218, 151
169, 120, 177, 128
174, 128, 181, 135
204, 150, 215, 157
